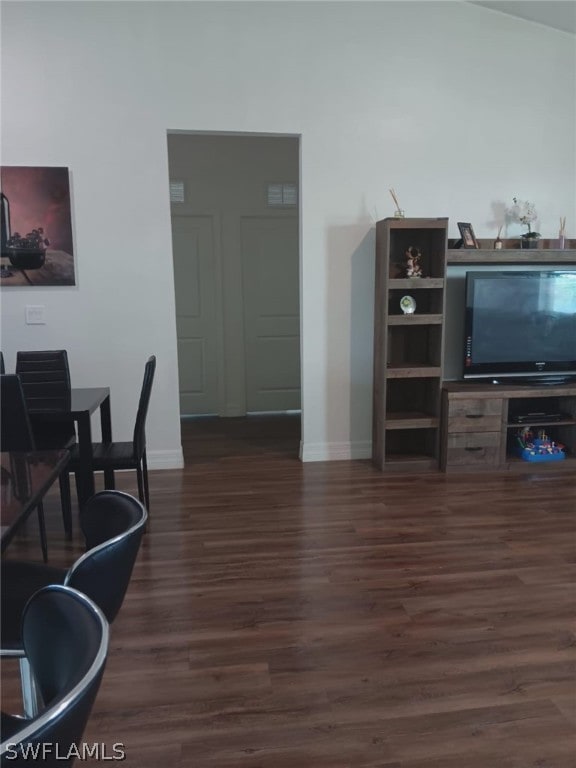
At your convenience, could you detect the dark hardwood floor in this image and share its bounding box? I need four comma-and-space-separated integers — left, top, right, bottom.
2, 415, 576, 767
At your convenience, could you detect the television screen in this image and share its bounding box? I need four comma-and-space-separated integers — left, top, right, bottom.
464, 271, 576, 382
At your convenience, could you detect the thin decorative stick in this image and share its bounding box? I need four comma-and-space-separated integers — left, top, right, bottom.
497, 224, 503, 239
558, 217, 567, 249
389, 188, 401, 211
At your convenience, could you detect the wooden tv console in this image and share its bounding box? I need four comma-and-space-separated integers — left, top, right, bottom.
440, 381, 576, 472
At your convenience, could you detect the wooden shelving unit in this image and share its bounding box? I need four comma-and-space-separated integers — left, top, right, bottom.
441, 381, 576, 473
371, 240, 576, 473
372, 217, 448, 471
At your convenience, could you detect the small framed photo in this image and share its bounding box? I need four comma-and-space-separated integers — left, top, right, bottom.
457, 222, 479, 249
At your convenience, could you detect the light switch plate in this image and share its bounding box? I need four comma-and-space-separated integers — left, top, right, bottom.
25, 305, 46, 324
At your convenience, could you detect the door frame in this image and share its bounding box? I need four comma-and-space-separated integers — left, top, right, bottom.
167, 128, 303, 423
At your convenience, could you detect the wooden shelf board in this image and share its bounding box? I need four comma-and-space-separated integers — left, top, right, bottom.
444, 381, 576, 398
504, 455, 576, 472
388, 314, 443, 325
381, 455, 438, 472
389, 278, 444, 289
387, 365, 442, 379
381, 217, 448, 230
447, 249, 576, 265
506, 419, 576, 429
385, 413, 439, 429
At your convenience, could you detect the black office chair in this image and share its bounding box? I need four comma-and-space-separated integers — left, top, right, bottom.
0, 585, 109, 767
0, 375, 49, 562
1, 490, 146, 717
15, 350, 75, 537
68, 355, 156, 514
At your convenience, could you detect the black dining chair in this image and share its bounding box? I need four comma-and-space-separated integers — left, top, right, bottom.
0, 585, 109, 767
1, 490, 147, 718
15, 350, 72, 411
68, 355, 156, 514
15, 350, 75, 537
15, 349, 76, 447
0, 375, 49, 562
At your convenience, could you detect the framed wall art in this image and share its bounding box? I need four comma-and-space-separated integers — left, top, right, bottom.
1, 166, 76, 286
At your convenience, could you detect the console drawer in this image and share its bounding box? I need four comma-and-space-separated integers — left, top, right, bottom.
445, 431, 500, 468
447, 398, 503, 433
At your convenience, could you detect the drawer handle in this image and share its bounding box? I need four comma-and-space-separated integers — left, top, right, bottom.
465, 446, 483, 452
465, 414, 483, 419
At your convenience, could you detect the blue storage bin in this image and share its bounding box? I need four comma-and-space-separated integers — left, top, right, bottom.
520, 447, 565, 462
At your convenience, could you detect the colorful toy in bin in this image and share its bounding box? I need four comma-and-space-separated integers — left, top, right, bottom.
516, 428, 565, 462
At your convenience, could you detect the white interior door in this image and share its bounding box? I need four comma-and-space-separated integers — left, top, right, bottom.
173, 215, 220, 415
241, 216, 300, 412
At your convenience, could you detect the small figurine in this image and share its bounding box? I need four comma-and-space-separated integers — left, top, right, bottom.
404, 246, 423, 278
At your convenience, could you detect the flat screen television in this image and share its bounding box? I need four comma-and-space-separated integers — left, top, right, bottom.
464, 270, 576, 383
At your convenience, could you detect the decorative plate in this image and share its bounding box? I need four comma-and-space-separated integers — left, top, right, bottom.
400, 295, 416, 314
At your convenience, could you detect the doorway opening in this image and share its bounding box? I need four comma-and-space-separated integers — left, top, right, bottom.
167, 132, 301, 461
180, 413, 300, 463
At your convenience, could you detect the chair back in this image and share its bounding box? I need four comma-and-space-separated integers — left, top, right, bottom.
0, 585, 108, 767
0, 374, 36, 451
16, 350, 71, 412
65, 491, 147, 624
0, 351, 5, 374
132, 355, 156, 459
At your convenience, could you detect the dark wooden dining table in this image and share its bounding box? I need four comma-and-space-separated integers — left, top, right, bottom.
27, 387, 112, 508
1, 450, 71, 552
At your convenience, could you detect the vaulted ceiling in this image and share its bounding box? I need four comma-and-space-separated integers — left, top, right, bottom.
469, 1, 576, 34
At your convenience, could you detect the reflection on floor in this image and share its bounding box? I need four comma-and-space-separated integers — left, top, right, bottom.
181, 413, 301, 462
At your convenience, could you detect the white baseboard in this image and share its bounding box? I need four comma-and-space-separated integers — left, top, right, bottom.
146, 443, 372, 468
147, 448, 184, 470
300, 440, 372, 462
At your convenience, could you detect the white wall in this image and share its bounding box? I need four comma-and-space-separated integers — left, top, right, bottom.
1, 1, 574, 463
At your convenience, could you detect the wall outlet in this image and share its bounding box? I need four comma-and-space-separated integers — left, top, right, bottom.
25, 305, 46, 324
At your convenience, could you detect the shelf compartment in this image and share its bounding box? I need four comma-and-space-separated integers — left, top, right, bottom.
388, 287, 444, 317
507, 396, 574, 428
387, 324, 443, 368
386, 378, 440, 419
507, 423, 574, 458
384, 427, 438, 465
388, 226, 447, 279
